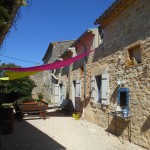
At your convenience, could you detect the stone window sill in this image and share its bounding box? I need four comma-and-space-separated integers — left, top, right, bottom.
90, 101, 101, 108
90, 101, 109, 110
126, 63, 143, 68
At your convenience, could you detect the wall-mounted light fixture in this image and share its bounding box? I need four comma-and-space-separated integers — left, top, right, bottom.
116, 72, 126, 86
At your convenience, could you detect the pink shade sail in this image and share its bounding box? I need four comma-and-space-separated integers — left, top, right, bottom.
0, 50, 94, 72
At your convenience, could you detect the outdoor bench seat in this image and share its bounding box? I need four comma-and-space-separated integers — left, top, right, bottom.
21, 103, 48, 120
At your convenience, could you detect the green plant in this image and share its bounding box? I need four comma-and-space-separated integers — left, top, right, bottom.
0, 63, 36, 102
0, 5, 10, 26
38, 93, 43, 101
22, 0, 27, 6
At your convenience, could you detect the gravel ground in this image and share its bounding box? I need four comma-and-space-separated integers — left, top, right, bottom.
1, 108, 144, 150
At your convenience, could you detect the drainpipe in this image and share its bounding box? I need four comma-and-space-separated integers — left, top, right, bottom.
67, 47, 76, 99
66, 48, 75, 113
68, 65, 71, 98
83, 45, 87, 118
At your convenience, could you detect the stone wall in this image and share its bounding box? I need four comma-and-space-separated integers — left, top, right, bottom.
34, 40, 75, 104
30, 72, 51, 103
84, 38, 150, 148
83, 0, 150, 148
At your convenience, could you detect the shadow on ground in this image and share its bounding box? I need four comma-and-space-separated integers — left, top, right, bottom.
1, 119, 66, 150
46, 109, 72, 118
21, 107, 72, 121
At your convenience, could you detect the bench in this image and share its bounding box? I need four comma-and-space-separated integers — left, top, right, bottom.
21, 103, 48, 120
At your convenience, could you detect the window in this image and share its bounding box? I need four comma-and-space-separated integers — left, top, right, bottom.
96, 75, 102, 103
75, 80, 81, 98
120, 92, 127, 106
90, 73, 109, 105
60, 83, 66, 105
126, 44, 141, 66
98, 26, 104, 45
117, 88, 129, 108
72, 80, 81, 110
54, 84, 59, 106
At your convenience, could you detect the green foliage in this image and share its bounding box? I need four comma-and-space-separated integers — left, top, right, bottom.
0, 0, 27, 26
38, 93, 43, 101
0, 5, 10, 26
22, 0, 27, 6
0, 63, 36, 103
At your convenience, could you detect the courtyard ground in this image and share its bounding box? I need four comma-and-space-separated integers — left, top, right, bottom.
1, 108, 144, 150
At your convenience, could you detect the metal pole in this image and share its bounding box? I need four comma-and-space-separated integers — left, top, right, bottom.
84, 45, 87, 99
82, 45, 87, 118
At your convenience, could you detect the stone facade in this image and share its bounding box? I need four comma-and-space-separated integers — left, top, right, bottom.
83, 0, 150, 149
30, 72, 50, 102
32, 0, 150, 148
52, 0, 150, 148
53, 28, 101, 112
30, 40, 74, 103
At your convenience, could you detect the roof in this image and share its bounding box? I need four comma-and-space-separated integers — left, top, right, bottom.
42, 40, 75, 62
72, 28, 97, 47
94, 0, 135, 26
42, 43, 53, 61
58, 28, 97, 59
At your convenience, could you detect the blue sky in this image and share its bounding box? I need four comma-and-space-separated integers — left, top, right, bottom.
0, 0, 115, 67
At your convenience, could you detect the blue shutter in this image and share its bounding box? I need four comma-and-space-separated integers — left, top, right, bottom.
101, 73, 109, 105
118, 88, 121, 105
75, 80, 81, 97
54, 84, 60, 106
90, 76, 95, 99
62, 83, 66, 99
126, 88, 129, 107
60, 83, 66, 104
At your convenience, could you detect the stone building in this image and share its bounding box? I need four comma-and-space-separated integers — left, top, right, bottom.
30, 72, 47, 100
52, 28, 100, 112
83, 0, 150, 148
69, 28, 101, 113
41, 40, 75, 104
51, 0, 150, 148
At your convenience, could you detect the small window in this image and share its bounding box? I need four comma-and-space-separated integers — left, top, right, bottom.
95, 75, 102, 103
117, 88, 129, 108
90, 74, 109, 105
90, 76, 101, 103
75, 80, 81, 98
98, 26, 104, 45
120, 92, 127, 106
127, 44, 141, 66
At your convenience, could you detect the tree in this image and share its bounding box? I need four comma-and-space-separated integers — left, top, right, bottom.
0, 0, 27, 46
0, 63, 36, 102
